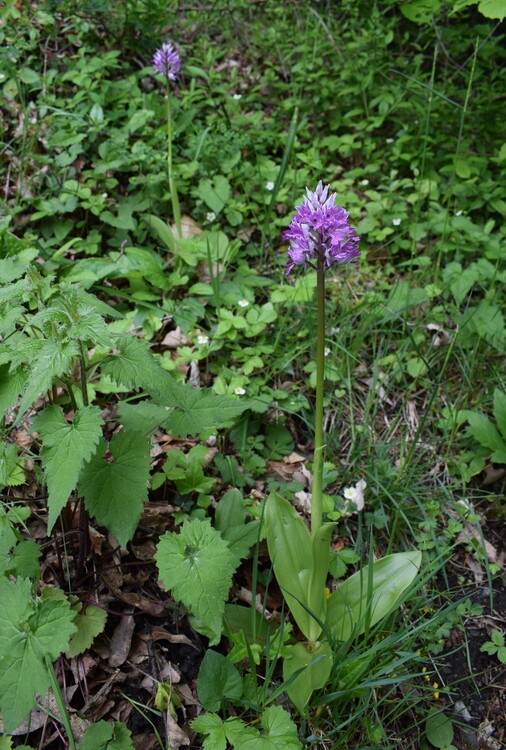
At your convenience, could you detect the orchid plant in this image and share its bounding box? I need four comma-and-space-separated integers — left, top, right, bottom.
264, 182, 421, 712
152, 42, 183, 239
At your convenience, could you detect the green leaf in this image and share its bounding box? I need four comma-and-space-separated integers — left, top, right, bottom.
282, 640, 332, 714
0, 365, 27, 420
264, 491, 330, 642
0, 578, 76, 733
225, 705, 302, 750
400, 0, 441, 23
79, 720, 135, 750
161, 389, 247, 438
9, 540, 41, 579
0, 441, 21, 487
197, 650, 243, 711
32, 406, 103, 532
192, 714, 242, 750
425, 708, 454, 748
493, 390, 506, 443
17, 338, 79, 421
197, 176, 231, 215
66, 604, 107, 658
478, 0, 506, 19
146, 213, 176, 253
464, 411, 506, 462
155, 519, 236, 645
327, 551, 421, 641
215, 489, 246, 530
78, 430, 151, 546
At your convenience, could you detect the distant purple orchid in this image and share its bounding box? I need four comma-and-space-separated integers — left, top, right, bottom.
152, 42, 181, 84
284, 181, 360, 275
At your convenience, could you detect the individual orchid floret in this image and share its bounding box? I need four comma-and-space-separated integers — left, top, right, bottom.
152, 42, 181, 84
284, 180, 360, 275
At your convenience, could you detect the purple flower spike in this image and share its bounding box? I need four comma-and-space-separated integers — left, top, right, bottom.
152, 42, 181, 84
284, 181, 360, 275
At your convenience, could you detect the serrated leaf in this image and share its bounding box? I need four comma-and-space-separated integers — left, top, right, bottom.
155, 519, 236, 645
225, 705, 302, 750
103, 336, 184, 407
17, 338, 79, 421
66, 605, 107, 658
79, 720, 135, 750
78, 430, 151, 546
32, 406, 103, 532
0, 365, 27, 420
9, 540, 41, 579
197, 650, 243, 711
162, 389, 247, 437
192, 715, 243, 750
0, 441, 20, 486
493, 390, 506, 443
0, 578, 76, 733
465, 410, 506, 459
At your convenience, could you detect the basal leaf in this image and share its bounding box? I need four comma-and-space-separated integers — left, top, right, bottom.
327, 551, 421, 642
32, 405, 103, 532
264, 491, 322, 642
0, 578, 76, 733
78, 430, 151, 546
155, 519, 236, 645
197, 650, 243, 711
282, 641, 332, 714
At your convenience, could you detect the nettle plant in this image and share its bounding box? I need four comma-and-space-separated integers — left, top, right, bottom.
0, 228, 246, 735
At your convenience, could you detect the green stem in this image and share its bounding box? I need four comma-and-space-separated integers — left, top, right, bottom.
166, 87, 182, 239
45, 657, 77, 750
312, 255, 326, 537
79, 341, 89, 407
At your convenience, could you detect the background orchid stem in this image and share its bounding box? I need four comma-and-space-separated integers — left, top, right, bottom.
311, 253, 326, 537
166, 86, 182, 239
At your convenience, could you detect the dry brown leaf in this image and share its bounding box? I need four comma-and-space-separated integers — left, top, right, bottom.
151, 627, 196, 648
166, 710, 191, 750
109, 613, 136, 667
161, 327, 189, 348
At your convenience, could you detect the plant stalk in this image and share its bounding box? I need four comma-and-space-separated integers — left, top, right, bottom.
166, 87, 182, 239
311, 253, 326, 537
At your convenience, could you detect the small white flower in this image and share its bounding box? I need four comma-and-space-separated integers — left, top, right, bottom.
232, 93, 242, 100
265, 181, 275, 191
102, 192, 108, 198
324, 347, 331, 357
386, 137, 394, 144
234, 386, 246, 396
0, 73, 6, 82
392, 218, 401, 226
360, 179, 369, 186
342, 479, 367, 513
455, 210, 463, 217
197, 334, 209, 345
206, 211, 216, 222
238, 299, 249, 308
